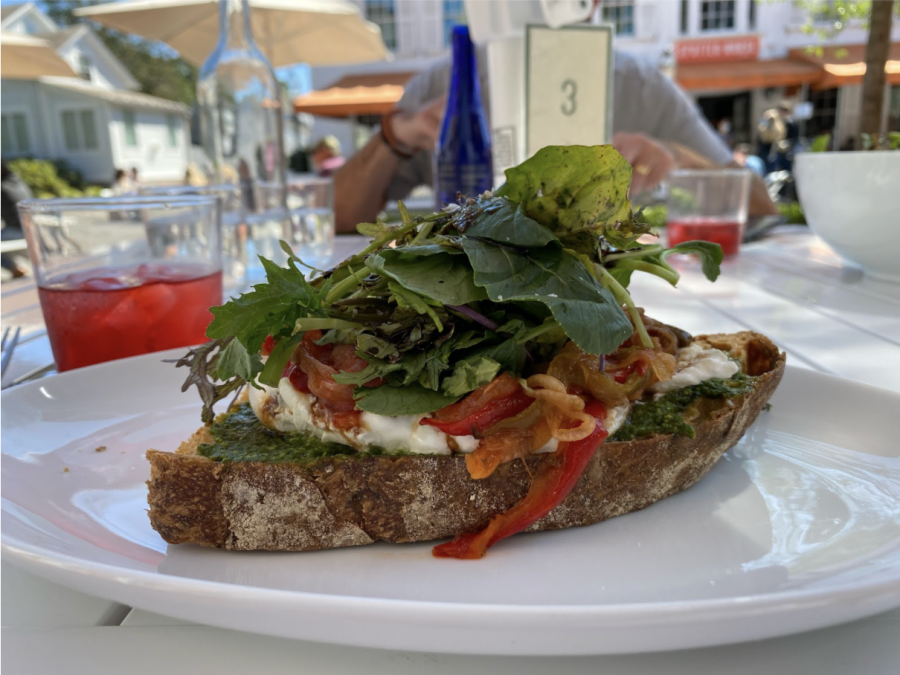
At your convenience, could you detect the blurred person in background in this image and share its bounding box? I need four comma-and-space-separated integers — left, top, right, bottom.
334, 49, 778, 232
1, 161, 33, 279
111, 168, 134, 196
717, 118, 734, 148
312, 136, 345, 177
130, 167, 141, 190
733, 144, 766, 177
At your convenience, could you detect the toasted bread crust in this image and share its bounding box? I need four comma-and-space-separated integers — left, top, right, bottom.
146, 332, 785, 551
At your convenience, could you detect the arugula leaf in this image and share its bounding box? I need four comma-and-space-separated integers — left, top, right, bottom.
169, 339, 247, 425
442, 356, 501, 397
465, 201, 559, 248
388, 282, 444, 332
462, 238, 632, 355
216, 338, 263, 383
208, 257, 320, 350
662, 241, 724, 282
418, 330, 484, 390
495, 145, 632, 235
353, 383, 461, 416
356, 218, 395, 239
473, 337, 521, 373
356, 333, 399, 360
258, 332, 303, 387
368, 249, 487, 306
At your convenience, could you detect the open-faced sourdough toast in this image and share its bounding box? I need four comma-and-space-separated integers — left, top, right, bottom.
146, 331, 784, 552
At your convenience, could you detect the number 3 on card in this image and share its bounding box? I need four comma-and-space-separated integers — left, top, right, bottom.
561, 80, 577, 116
526, 24, 613, 156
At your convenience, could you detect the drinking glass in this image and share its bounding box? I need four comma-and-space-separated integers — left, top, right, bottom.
245, 180, 292, 283
18, 195, 221, 372
666, 169, 752, 256
141, 184, 247, 294
286, 176, 335, 271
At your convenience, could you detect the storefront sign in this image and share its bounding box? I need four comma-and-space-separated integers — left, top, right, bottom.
675, 35, 760, 64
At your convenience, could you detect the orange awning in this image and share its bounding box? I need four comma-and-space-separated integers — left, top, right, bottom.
676, 58, 822, 91
789, 43, 900, 90
294, 71, 416, 118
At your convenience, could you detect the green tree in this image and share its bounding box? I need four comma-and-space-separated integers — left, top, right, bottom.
799, 0, 898, 135
44, 0, 198, 106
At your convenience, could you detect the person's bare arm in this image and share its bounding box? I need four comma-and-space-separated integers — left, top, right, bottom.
613, 133, 778, 217
333, 137, 398, 233
334, 97, 446, 234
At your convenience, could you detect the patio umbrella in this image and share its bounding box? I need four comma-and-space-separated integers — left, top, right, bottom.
0, 33, 78, 79
73, 0, 389, 68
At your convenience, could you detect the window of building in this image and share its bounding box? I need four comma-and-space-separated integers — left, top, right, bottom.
0, 116, 10, 154
1, 113, 31, 154
807, 88, 838, 138
78, 54, 92, 81
365, 0, 397, 51
166, 115, 179, 147
442, 0, 466, 47
749, 0, 757, 29
602, 0, 635, 36
680, 0, 690, 34
700, 0, 735, 31
61, 110, 80, 150
80, 110, 98, 149
123, 109, 138, 147
60, 109, 99, 151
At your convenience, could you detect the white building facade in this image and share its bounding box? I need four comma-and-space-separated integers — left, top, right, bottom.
308, 0, 900, 155
1, 3, 190, 184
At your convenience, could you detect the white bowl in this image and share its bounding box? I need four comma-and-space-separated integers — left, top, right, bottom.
793, 151, 900, 282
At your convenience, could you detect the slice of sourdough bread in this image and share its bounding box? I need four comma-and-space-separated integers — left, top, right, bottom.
146, 331, 784, 552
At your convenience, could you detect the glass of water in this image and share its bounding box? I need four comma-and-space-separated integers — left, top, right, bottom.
141, 184, 247, 295
286, 176, 335, 271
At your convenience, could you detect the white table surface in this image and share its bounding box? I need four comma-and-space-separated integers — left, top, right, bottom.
3, 228, 899, 674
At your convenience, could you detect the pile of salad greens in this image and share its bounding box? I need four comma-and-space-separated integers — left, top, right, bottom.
177, 146, 723, 423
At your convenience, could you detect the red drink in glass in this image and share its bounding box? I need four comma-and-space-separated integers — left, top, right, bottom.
667, 217, 742, 256
38, 263, 222, 372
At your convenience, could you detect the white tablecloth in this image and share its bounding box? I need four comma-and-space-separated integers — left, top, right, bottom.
3, 228, 900, 673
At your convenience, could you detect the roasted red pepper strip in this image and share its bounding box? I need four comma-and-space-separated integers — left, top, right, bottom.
432, 400, 609, 559
421, 388, 534, 437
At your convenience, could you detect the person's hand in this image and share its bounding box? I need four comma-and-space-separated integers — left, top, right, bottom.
612, 132, 676, 196
390, 97, 446, 153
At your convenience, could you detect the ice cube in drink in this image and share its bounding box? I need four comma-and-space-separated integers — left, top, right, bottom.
38, 263, 222, 371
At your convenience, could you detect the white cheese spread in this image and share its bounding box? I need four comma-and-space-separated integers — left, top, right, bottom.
249, 378, 631, 457
649, 344, 739, 395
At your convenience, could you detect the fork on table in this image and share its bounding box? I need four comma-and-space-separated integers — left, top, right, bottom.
1, 326, 55, 389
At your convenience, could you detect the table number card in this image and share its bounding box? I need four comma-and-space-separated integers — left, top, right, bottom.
525, 24, 613, 156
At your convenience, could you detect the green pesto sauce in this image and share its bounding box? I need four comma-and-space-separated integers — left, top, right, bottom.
197, 403, 389, 464
611, 372, 757, 442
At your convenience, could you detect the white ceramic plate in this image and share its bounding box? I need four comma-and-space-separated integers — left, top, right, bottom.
2, 350, 900, 656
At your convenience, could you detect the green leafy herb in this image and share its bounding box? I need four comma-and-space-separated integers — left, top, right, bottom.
464, 201, 559, 247
208, 257, 322, 351
368, 249, 487, 306
442, 355, 502, 397
661, 241, 724, 283
169, 338, 247, 425
495, 145, 632, 235
462, 239, 632, 355
353, 382, 461, 416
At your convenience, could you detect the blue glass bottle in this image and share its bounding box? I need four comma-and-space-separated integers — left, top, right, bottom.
434, 25, 493, 209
